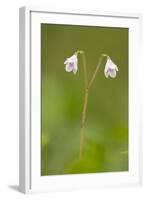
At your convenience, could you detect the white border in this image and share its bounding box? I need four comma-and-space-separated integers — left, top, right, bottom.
19, 7, 142, 194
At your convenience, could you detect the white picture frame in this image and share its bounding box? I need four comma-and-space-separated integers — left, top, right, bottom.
19, 6, 143, 194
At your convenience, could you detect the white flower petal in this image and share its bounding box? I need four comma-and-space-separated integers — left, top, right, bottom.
65, 63, 73, 72
104, 57, 118, 78
115, 64, 119, 71
104, 65, 109, 77
104, 70, 109, 78
104, 59, 110, 71
108, 58, 118, 70
104, 63, 110, 78
109, 69, 116, 78
64, 54, 78, 74
68, 55, 78, 63
73, 64, 78, 74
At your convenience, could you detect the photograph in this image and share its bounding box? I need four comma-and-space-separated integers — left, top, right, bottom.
41, 23, 128, 176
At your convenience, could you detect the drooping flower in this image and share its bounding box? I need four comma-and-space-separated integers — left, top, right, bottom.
104, 57, 118, 78
64, 54, 78, 74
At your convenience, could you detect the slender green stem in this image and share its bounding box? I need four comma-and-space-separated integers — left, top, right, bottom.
88, 55, 104, 89
79, 88, 89, 159
81, 53, 88, 88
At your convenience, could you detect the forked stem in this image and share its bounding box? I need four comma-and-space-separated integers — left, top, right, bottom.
88, 54, 107, 89
79, 53, 107, 159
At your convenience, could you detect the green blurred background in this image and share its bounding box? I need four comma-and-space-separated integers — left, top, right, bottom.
41, 23, 128, 176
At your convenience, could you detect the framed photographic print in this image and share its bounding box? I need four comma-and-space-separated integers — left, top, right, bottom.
19, 6, 142, 193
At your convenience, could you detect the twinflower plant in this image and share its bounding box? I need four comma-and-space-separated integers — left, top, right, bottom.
64, 51, 118, 159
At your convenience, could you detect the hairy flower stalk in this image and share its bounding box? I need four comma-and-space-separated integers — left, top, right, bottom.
64, 51, 118, 160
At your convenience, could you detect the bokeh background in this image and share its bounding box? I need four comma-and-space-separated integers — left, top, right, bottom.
41, 23, 128, 176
